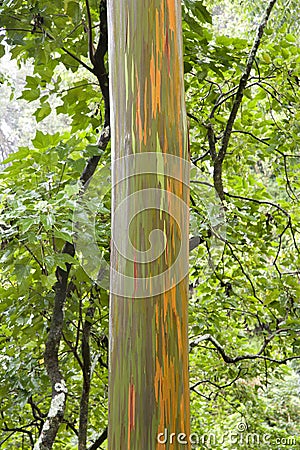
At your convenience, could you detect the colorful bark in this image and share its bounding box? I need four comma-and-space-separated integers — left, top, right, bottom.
108, 1, 190, 448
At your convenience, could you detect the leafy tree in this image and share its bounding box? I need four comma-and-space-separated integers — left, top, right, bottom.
0, 0, 299, 449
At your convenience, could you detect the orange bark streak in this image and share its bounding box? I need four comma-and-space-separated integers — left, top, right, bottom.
167, 0, 176, 31
156, 68, 161, 113
149, 53, 157, 117
135, 74, 143, 144
143, 78, 148, 145
163, 292, 168, 322
127, 382, 136, 449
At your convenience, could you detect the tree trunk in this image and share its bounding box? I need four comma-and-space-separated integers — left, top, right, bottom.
108, 1, 190, 449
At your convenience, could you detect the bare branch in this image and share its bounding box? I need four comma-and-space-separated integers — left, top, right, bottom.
231, 129, 270, 145
78, 299, 96, 450
190, 330, 300, 365
2, 425, 35, 447
85, 0, 95, 64
213, 0, 277, 199
92, 0, 110, 126
60, 44, 94, 74
190, 368, 243, 392
88, 427, 108, 450
203, 123, 217, 159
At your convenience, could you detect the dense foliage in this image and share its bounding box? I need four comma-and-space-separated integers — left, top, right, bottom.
0, 0, 299, 448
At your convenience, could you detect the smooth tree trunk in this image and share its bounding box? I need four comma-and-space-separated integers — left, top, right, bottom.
108, 1, 191, 449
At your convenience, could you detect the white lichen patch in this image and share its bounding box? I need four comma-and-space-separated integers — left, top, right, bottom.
33, 380, 68, 449
33, 419, 50, 450
55, 380, 68, 393
48, 392, 66, 417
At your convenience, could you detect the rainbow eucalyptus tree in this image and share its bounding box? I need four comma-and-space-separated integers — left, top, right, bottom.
108, 1, 191, 448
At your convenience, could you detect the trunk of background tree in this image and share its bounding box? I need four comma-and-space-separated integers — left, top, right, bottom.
107, 1, 191, 449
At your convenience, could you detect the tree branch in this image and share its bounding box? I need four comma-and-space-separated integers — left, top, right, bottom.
231, 129, 270, 145
78, 299, 96, 450
24, 244, 47, 275
33, 3, 111, 447
190, 368, 243, 392
190, 330, 300, 364
88, 427, 108, 450
2, 425, 35, 447
85, 0, 95, 64
60, 44, 94, 74
92, 0, 110, 126
213, 0, 277, 199
34, 244, 74, 450
204, 123, 217, 159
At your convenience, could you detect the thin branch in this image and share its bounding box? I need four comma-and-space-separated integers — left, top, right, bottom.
191, 330, 299, 364
191, 149, 210, 164
0, 27, 43, 33
190, 368, 243, 391
273, 221, 290, 268
255, 81, 285, 106
62, 331, 83, 370
24, 244, 47, 275
59, 82, 97, 94
63, 419, 78, 436
88, 427, 108, 450
92, 0, 110, 126
2, 424, 35, 447
224, 191, 290, 217
85, 0, 95, 64
187, 112, 200, 123
213, 0, 277, 199
209, 87, 239, 119
226, 241, 261, 303
231, 130, 270, 145
63, 21, 85, 39
203, 123, 217, 159
283, 155, 298, 200
59, 43, 94, 74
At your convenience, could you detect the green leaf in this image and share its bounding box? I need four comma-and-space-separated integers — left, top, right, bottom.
19, 88, 40, 102
66, 1, 81, 23
34, 102, 51, 122
0, 44, 5, 58
25, 76, 40, 89
31, 131, 61, 150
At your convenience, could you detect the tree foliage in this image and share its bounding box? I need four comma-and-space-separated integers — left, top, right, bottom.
0, 0, 299, 448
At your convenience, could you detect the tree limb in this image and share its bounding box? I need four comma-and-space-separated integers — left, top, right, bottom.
213, 0, 277, 200
78, 299, 96, 450
190, 330, 300, 364
85, 0, 95, 64
190, 368, 243, 392
88, 427, 108, 450
34, 3, 111, 448
2, 425, 34, 447
92, 0, 110, 126
34, 244, 74, 450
